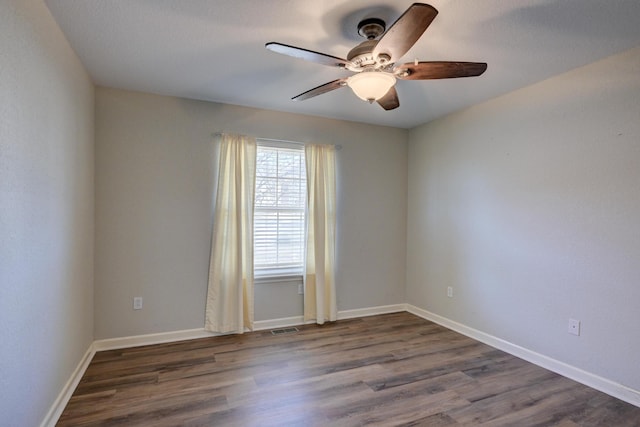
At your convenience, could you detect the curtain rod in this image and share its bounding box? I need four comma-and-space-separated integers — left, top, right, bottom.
212, 133, 342, 150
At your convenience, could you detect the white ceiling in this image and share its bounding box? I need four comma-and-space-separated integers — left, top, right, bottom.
45, 0, 640, 129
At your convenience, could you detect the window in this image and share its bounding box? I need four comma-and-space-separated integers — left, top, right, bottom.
254, 141, 306, 280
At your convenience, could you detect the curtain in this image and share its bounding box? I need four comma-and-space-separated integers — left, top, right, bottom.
304, 144, 337, 324
205, 133, 256, 333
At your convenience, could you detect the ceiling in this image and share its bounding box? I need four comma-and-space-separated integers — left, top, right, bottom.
45, 0, 640, 129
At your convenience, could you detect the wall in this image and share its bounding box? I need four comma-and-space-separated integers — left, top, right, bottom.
94, 87, 408, 339
0, 1, 95, 426
407, 46, 640, 392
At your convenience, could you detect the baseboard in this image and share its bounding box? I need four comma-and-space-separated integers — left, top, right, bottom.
93, 328, 221, 352
91, 304, 409, 352
254, 315, 308, 330
253, 304, 407, 330
406, 304, 640, 408
40, 343, 96, 427
337, 303, 407, 320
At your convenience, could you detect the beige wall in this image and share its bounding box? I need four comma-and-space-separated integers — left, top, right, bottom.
94, 87, 408, 339
0, 1, 95, 425
407, 46, 640, 391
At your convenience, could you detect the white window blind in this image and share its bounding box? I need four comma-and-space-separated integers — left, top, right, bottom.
254, 141, 306, 279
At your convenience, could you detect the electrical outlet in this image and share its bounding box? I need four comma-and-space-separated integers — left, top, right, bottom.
568, 318, 580, 336
298, 283, 304, 295
133, 297, 143, 310
447, 286, 453, 298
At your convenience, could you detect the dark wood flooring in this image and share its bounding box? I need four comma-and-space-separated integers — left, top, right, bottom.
57, 312, 640, 426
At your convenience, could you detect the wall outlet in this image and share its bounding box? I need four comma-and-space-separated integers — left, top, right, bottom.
568, 318, 580, 336
298, 283, 304, 295
133, 297, 143, 310
447, 286, 453, 298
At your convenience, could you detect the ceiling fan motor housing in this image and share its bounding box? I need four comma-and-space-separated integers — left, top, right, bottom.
348, 17, 394, 70
347, 40, 378, 68
347, 40, 393, 70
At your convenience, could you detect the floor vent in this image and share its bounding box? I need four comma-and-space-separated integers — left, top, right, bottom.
270, 327, 299, 336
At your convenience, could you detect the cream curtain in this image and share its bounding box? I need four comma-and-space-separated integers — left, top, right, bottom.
205, 133, 256, 333
304, 144, 337, 324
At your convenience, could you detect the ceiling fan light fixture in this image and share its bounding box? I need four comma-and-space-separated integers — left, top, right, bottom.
266, 3, 486, 111
346, 71, 396, 103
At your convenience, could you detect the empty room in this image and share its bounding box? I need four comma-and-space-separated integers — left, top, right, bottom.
2, 1, 640, 426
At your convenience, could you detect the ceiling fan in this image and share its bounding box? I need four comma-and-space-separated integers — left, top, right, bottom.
265, 3, 487, 111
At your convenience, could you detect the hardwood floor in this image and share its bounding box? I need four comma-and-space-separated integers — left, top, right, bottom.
57, 312, 640, 426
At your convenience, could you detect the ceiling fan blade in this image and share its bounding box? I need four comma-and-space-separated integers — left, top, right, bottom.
266, 42, 352, 68
377, 87, 400, 110
395, 61, 487, 80
292, 79, 347, 101
372, 3, 438, 62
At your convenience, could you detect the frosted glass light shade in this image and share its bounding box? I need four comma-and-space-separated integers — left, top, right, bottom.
347, 71, 396, 102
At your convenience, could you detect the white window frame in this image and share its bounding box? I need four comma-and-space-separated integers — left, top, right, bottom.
254, 139, 306, 284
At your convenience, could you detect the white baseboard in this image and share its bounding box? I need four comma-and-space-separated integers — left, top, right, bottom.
253, 304, 407, 330
337, 303, 406, 320
254, 315, 308, 330
92, 304, 408, 353
406, 304, 640, 408
90, 303, 408, 353
93, 328, 221, 352
40, 344, 96, 427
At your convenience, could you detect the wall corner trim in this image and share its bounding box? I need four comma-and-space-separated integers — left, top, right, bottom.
406, 304, 640, 408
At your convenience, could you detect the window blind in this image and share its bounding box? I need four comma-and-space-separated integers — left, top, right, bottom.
254, 142, 306, 278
